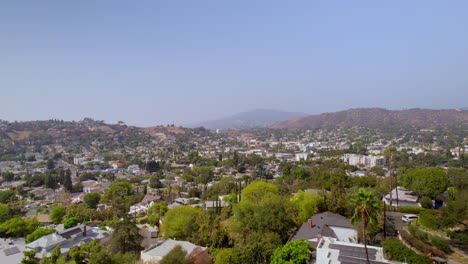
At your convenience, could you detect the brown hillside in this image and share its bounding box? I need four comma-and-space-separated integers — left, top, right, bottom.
141, 126, 186, 139
272, 108, 468, 129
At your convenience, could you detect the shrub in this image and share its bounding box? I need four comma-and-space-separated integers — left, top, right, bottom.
383, 239, 432, 264
400, 230, 445, 258
430, 235, 453, 254
396, 206, 426, 214
418, 210, 444, 230
26, 228, 55, 243
420, 197, 433, 209
447, 229, 468, 243
408, 225, 429, 243
409, 225, 453, 254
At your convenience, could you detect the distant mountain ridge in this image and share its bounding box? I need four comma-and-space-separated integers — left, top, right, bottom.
187, 109, 307, 129
272, 108, 468, 130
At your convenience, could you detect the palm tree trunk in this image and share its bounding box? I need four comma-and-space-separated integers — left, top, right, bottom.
362, 210, 370, 264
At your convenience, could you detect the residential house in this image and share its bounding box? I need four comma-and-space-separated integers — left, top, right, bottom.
291, 212, 357, 247
316, 236, 394, 264
0, 238, 26, 264
26, 225, 110, 258
141, 239, 209, 264
137, 224, 159, 249
129, 193, 164, 215
383, 186, 421, 207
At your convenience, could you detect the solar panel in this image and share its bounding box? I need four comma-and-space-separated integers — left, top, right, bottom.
338, 255, 388, 264
4, 247, 20, 256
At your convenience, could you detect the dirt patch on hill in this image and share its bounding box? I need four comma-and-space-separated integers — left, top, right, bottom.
7, 130, 43, 140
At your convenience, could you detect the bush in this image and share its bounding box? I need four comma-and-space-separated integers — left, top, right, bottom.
447, 229, 468, 243
26, 228, 55, 243
418, 210, 446, 230
409, 225, 453, 254
400, 230, 445, 258
396, 206, 426, 214
383, 239, 432, 264
408, 225, 429, 243
420, 197, 433, 209
430, 235, 453, 254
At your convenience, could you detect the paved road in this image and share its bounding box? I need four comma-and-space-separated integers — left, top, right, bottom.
385, 212, 409, 233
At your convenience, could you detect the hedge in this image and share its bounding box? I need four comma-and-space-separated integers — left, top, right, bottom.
418, 210, 446, 230
383, 239, 432, 264
408, 225, 453, 254
395, 206, 426, 214
447, 229, 468, 243
400, 230, 446, 258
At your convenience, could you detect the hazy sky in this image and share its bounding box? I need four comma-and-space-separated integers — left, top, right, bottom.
1, 1, 467, 126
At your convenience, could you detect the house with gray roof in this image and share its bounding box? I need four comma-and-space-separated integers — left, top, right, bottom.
26, 225, 110, 258
0, 238, 26, 264
291, 211, 357, 246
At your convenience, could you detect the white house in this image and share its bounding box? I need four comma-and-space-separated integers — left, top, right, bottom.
383, 186, 421, 207
316, 236, 394, 264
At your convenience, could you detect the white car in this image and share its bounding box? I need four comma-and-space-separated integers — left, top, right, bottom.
402, 214, 418, 223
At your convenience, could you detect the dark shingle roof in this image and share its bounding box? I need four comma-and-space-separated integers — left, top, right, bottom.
60, 226, 83, 239
292, 212, 353, 243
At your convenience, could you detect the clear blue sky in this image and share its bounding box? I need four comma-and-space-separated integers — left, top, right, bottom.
1, 1, 467, 126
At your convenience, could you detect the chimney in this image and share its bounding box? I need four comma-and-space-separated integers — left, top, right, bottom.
83, 226, 87, 236
308, 219, 313, 228
317, 235, 322, 245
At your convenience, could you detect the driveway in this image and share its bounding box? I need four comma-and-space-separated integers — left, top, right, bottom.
385, 212, 410, 233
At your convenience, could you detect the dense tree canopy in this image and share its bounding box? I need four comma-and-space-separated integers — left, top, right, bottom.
163, 206, 201, 240
401, 168, 450, 198
270, 239, 311, 264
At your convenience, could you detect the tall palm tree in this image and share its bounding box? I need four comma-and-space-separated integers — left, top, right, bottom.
350, 188, 381, 264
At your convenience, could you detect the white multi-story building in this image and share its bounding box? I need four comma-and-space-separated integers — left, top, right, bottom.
343, 154, 385, 168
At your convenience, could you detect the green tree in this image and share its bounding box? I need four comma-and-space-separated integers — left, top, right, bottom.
160, 245, 191, 264
147, 201, 168, 226
62, 169, 73, 192
84, 192, 101, 209
66, 204, 95, 222
401, 168, 449, 198
0, 203, 13, 224
21, 250, 40, 264
51, 205, 66, 224
0, 190, 16, 203
47, 159, 55, 170
102, 182, 134, 215
192, 211, 228, 248
292, 190, 326, 224
231, 181, 294, 241
0, 217, 38, 237
214, 248, 239, 264
149, 174, 164, 189
108, 218, 143, 254
419, 196, 433, 209
26, 228, 55, 243
235, 231, 282, 264
350, 188, 381, 264
270, 239, 310, 264
163, 206, 201, 240
146, 161, 160, 173
241, 181, 279, 204
49, 246, 61, 264
64, 217, 80, 229
89, 250, 113, 264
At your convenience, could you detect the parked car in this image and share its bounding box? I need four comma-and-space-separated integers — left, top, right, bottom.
402, 214, 418, 223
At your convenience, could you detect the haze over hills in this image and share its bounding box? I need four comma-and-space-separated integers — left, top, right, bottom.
272, 108, 468, 130
186, 109, 307, 130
